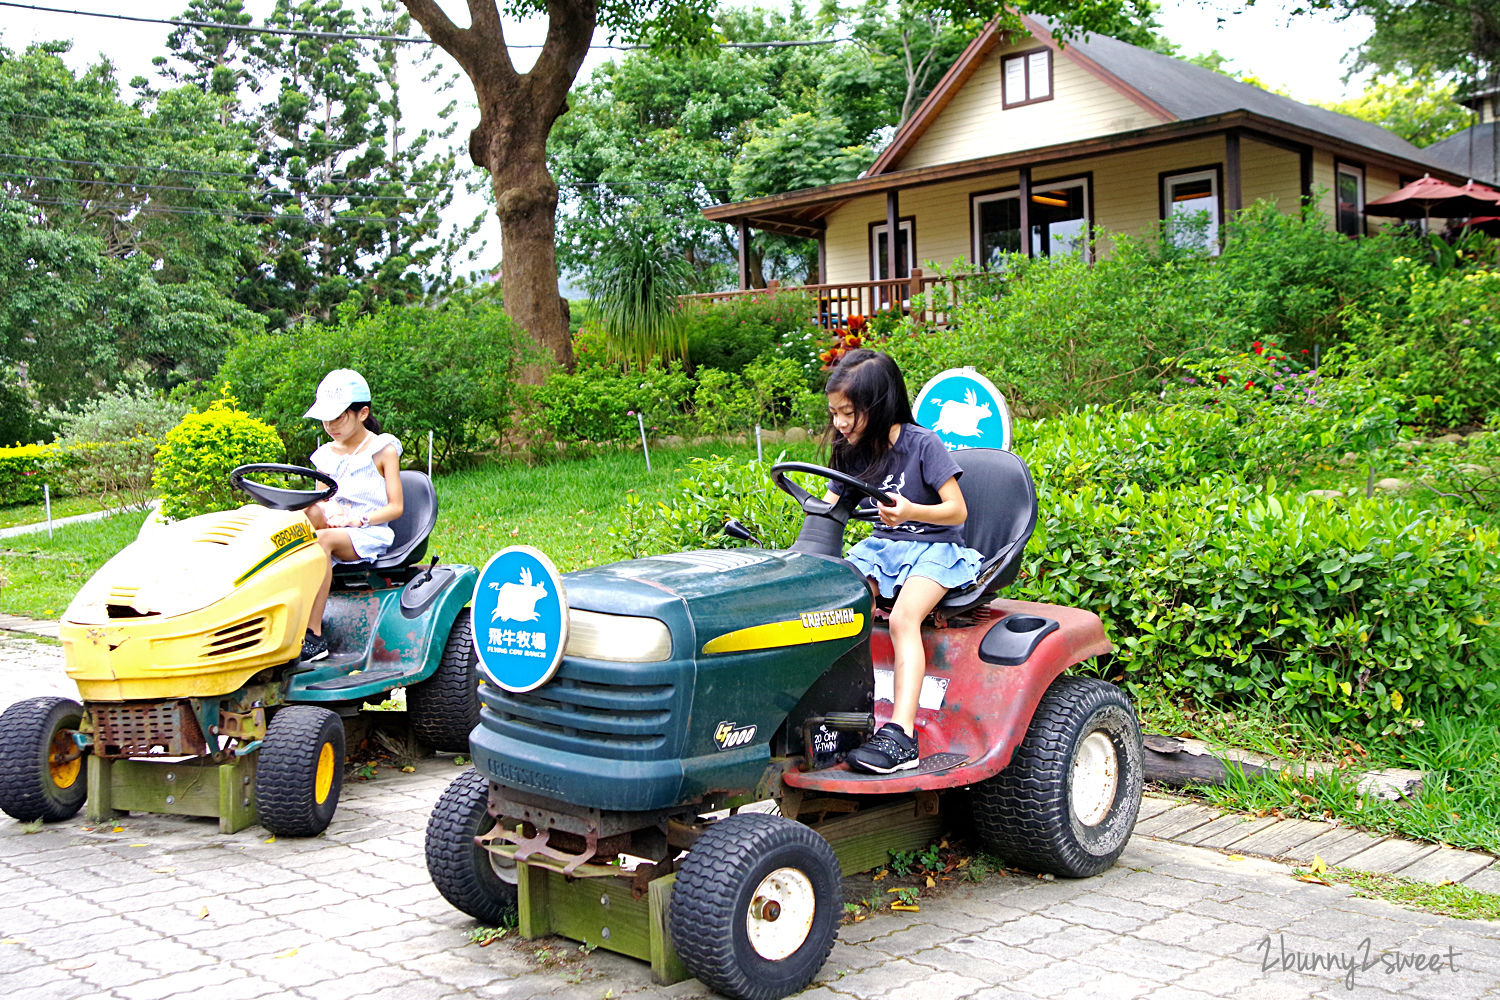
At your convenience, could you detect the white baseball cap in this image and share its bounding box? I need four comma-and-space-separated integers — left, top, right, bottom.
304, 369, 371, 420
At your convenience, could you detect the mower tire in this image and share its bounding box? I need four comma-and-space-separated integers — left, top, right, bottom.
0, 696, 87, 823
409, 608, 480, 754
669, 812, 841, 1000
425, 768, 517, 926
970, 675, 1143, 878
256, 706, 344, 837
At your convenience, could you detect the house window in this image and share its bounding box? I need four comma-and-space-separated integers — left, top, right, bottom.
1161, 167, 1222, 252
973, 194, 1022, 267
1336, 162, 1365, 236
1002, 48, 1052, 108
972, 177, 1091, 263
1029, 178, 1089, 257
870, 218, 914, 280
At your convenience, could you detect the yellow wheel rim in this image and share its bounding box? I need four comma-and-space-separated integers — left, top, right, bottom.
48, 729, 81, 788
314, 742, 335, 804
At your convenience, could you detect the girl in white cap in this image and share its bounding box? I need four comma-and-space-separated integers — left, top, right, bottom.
299, 369, 405, 661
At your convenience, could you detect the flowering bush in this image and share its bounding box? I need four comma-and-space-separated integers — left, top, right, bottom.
818, 313, 865, 370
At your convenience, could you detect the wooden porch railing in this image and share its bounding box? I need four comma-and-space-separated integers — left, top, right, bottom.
680, 268, 982, 329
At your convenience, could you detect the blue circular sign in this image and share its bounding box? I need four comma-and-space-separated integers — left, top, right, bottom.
913, 368, 1012, 451
472, 545, 569, 693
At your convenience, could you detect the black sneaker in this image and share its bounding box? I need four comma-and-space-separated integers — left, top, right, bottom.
301, 629, 329, 662
846, 723, 920, 774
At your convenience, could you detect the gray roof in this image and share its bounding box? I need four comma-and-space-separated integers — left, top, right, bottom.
1036, 16, 1453, 172
1422, 123, 1499, 184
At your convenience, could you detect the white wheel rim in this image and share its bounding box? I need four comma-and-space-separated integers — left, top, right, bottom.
745, 867, 817, 961
1071, 731, 1119, 827
489, 849, 518, 885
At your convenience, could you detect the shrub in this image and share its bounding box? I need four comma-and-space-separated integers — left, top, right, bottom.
879, 233, 1226, 414
0, 444, 68, 506
1215, 200, 1420, 354
526, 360, 695, 445
1341, 256, 1500, 430
217, 297, 532, 465
1023, 480, 1500, 737
609, 450, 1500, 737
690, 357, 823, 436
45, 384, 189, 509
681, 291, 817, 375
1014, 354, 1399, 495
152, 397, 284, 520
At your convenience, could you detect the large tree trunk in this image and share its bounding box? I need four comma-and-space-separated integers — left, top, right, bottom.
401, 0, 595, 376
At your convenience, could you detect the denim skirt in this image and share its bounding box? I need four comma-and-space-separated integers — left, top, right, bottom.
846, 536, 982, 598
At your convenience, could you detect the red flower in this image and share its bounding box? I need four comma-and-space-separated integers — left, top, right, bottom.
1252, 341, 1263, 355
1244, 381, 1255, 389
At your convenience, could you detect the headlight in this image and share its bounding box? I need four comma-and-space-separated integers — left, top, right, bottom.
565, 609, 671, 662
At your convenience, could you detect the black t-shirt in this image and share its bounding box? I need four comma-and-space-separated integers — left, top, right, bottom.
831, 423, 966, 544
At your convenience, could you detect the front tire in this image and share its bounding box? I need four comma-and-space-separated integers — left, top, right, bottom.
256, 706, 344, 837
669, 812, 841, 1000
425, 768, 517, 925
408, 608, 480, 754
0, 696, 88, 822
970, 675, 1143, 878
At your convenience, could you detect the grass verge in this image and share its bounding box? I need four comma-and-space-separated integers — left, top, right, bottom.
1298, 867, 1500, 921
0, 494, 119, 530
1143, 693, 1500, 855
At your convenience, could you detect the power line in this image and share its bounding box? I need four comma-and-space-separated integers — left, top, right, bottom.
0, 150, 735, 193
0, 3, 845, 50
0, 169, 452, 203
0, 190, 439, 226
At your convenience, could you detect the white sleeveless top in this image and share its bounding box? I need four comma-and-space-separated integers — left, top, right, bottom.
311, 432, 402, 561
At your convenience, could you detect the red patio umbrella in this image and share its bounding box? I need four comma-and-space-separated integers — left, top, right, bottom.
1364, 175, 1500, 221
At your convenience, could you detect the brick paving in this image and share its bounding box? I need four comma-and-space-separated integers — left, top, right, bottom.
2, 632, 1497, 1000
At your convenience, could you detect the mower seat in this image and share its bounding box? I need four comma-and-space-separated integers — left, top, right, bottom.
334, 470, 437, 575
877, 448, 1038, 617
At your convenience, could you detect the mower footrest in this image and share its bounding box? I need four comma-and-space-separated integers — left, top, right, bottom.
303, 664, 409, 691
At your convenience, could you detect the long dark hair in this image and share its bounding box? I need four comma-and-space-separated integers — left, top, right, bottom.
345, 400, 382, 434
825, 349, 914, 480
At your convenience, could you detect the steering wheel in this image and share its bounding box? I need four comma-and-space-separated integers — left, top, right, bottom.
769, 461, 894, 518
230, 463, 338, 512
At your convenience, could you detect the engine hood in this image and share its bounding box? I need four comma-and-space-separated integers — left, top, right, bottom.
64, 505, 322, 624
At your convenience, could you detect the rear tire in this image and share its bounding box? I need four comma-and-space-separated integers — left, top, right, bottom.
0, 696, 87, 823
256, 706, 344, 837
408, 608, 480, 754
669, 812, 841, 1000
970, 675, 1142, 878
425, 768, 517, 926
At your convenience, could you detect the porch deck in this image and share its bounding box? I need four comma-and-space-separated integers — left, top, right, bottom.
681, 268, 983, 329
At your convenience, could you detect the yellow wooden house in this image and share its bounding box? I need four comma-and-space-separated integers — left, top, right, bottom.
699, 14, 1465, 319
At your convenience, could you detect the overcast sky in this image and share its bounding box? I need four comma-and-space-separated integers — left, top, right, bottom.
1, 0, 1374, 278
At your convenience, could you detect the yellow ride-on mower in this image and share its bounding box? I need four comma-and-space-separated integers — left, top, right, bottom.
0, 463, 478, 836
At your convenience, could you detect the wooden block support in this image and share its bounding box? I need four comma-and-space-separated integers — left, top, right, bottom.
515, 797, 948, 987
85, 754, 258, 834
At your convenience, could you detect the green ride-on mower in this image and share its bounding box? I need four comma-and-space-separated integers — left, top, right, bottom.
424, 447, 1145, 1000
0, 464, 480, 837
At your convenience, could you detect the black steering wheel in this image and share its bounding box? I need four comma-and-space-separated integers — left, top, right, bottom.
230, 463, 338, 512
769, 461, 894, 518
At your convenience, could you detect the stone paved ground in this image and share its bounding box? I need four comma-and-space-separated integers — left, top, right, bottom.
2, 635, 1497, 1000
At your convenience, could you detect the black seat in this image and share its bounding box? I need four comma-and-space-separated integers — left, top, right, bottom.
333, 470, 437, 574
876, 448, 1038, 617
